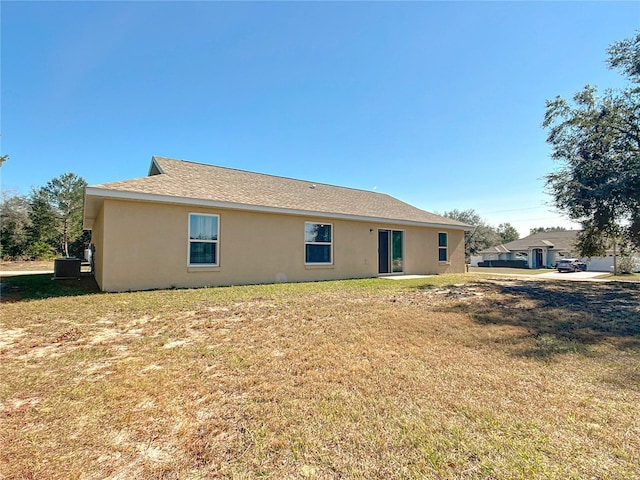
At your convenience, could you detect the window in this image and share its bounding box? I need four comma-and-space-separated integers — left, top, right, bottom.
189, 214, 219, 266
438, 232, 448, 262
305, 222, 332, 264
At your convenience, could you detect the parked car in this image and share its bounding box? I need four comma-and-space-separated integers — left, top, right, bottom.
557, 258, 587, 272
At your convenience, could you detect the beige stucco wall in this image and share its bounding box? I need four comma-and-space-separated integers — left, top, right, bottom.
92, 199, 466, 292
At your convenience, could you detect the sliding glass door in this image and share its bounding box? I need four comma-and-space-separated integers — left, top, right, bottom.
378, 229, 404, 274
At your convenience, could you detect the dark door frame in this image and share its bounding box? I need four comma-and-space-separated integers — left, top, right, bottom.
378, 229, 404, 274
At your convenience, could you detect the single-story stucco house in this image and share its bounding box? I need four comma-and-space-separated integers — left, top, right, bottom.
476, 230, 580, 269
474, 229, 632, 271
83, 157, 471, 292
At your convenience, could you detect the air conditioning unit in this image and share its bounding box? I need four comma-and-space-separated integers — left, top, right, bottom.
53, 258, 81, 280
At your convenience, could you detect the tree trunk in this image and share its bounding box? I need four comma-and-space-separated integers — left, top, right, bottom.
63, 219, 69, 257
613, 237, 618, 275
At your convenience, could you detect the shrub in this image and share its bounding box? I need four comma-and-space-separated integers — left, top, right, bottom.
618, 254, 640, 274
24, 240, 57, 260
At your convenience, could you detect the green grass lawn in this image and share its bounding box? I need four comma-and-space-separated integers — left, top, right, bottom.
1, 274, 639, 479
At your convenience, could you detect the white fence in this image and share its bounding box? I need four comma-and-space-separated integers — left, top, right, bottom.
470, 255, 483, 267
584, 255, 640, 272
583, 256, 613, 272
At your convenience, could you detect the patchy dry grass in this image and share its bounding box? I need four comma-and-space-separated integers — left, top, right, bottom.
607, 273, 640, 282
0, 260, 55, 272
1, 276, 639, 479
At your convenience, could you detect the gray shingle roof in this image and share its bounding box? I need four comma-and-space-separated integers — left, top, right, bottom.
479, 230, 580, 254
480, 245, 511, 254
84, 156, 470, 229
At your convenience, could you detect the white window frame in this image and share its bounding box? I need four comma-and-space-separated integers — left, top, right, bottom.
438, 231, 448, 263
304, 222, 333, 265
188, 213, 220, 267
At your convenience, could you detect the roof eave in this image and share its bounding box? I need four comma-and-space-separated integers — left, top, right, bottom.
83, 188, 101, 230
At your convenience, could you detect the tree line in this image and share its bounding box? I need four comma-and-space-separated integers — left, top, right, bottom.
1, 173, 89, 260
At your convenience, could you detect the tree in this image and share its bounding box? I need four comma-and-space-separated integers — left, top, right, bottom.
0, 191, 32, 258
529, 226, 568, 235
443, 209, 501, 261
0, 173, 89, 260
26, 187, 59, 259
41, 173, 87, 257
543, 31, 640, 258
497, 223, 519, 243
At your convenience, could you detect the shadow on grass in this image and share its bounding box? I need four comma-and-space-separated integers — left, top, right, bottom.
0, 273, 101, 301
430, 280, 640, 357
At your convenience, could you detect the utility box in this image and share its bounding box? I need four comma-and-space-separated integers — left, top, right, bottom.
53, 258, 81, 280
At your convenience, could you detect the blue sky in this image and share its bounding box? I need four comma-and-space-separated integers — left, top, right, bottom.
1, 1, 638, 236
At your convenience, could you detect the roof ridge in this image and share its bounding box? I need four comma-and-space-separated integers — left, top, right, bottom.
152, 155, 393, 197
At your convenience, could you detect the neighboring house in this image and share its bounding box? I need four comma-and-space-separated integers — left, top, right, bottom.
477, 230, 581, 269
476, 230, 634, 271
83, 157, 471, 292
